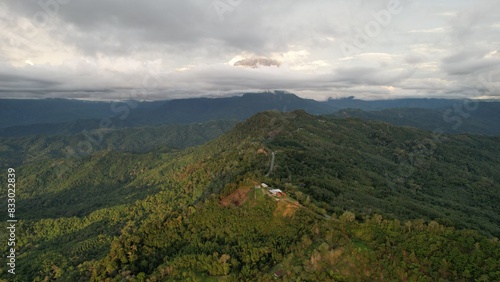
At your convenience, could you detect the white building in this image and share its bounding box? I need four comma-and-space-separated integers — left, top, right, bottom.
269, 189, 282, 195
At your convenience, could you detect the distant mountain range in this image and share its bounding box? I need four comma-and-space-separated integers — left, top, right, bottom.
332, 102, 500, 136
1, 91, 499, 136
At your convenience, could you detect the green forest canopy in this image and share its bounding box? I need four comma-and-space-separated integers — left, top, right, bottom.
0, 110, 499, 281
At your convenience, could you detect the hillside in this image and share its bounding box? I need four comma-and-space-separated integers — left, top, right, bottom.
334, 102, 500, 135
0, 99, 135, 129
261, 111, 500, 236
0, 120, 237, 168
5, 93, 497, 137
0, 111, 499, 281
0, 92, 332, 136
325, 96, 459, 111
133, 91, 334, 124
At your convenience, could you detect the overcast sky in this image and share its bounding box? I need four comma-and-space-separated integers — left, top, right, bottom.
0, 0, 499, 101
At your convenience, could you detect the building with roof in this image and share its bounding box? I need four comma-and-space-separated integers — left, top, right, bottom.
269, 189, 286, 197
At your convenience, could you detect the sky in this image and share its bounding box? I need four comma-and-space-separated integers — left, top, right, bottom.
0, 0, 499, 101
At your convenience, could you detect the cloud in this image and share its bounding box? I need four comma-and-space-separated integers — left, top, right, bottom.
441, 58, 500, 76
234, 57, 281, 68
0, 0, 499, 101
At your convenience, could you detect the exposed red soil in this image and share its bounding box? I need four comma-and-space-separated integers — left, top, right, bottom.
220, 187, 251, 207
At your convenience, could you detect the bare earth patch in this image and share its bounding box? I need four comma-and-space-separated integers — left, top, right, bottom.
256, 148, 268, 155
220, 187, 251, 207
274, 200, 300, 218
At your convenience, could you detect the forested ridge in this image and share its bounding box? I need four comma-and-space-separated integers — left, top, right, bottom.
0, 120, 236, 168
5, 94, 500, 137
333, 102, 500, 136
0, 110, 499, 281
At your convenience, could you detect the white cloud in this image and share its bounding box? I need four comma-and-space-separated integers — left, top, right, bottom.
408, 27, 447, 33
0, 0, 499, 100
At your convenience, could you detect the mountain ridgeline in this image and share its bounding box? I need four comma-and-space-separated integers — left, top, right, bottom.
334, 101, 500, 135
2, 92, 499, 136
0, 110, 499, 281
0, 120, 237, 168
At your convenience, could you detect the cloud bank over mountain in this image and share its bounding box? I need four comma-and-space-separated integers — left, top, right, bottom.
0, 0, 499, 100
